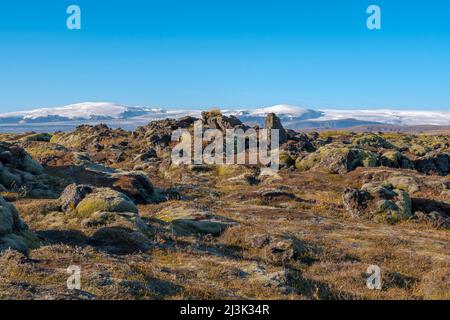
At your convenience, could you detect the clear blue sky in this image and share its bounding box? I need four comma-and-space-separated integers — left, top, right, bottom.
1, 0, 449, 112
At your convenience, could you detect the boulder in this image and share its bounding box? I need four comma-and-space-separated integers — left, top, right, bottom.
283, 136, 316, 157
296, 145, 378, 174
352, 134, 395, 149
156, 206, 236, 236
76, 188, 138, 217
81, 211, 152, 254
59, 184, 94, 212
0, 143, 43, 175
409, 144, 429, 156
89, 226, 151, 255
0, 195, 40, 253
263, 237, 314, 264
414, 153, 449, 176
342, 183, 412, 224
0, 143, 59, 197
386, 175, 420, 194
380, 151, 402, 168
110, 172, 154, 204
134, 148, 158, 162
19, 132, 52, 142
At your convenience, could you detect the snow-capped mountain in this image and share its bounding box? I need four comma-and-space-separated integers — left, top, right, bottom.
0, 102, 449, 130
0, 102, 187, 124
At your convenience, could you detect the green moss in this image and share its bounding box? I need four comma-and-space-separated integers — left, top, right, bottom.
360, 150, 379, 167
352, 133, 395, 149
216, 165, 248, 177
295, 153, 320, 171
380, 150, 402, 167
76, 190, 138, 217
49, 132, 64, 144
279, 153, 295, 168
409, 144, 429, 156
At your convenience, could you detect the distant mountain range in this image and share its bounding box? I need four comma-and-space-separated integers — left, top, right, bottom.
1, 102, 449, 131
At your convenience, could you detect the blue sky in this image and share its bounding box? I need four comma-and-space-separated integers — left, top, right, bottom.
0, 0, 449, 113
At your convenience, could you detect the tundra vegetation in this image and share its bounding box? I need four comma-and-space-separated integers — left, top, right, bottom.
0, 111, 449, 300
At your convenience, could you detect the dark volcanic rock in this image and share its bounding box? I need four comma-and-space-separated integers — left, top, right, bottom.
59, 184, 94, 212
201, 111, 249, 131
132, 117, 198, 148
111, 172, 154, 204
265, 113, 288, 144
414, 153, 449, 176
342, 183, 413, 224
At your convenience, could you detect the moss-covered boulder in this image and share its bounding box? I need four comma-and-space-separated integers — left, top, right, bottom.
386, 175, 420, 194
0, 195, 40, 253
76, 188, 138, 217
82, 211, 152, 255
380, 151, 402, 168
156, 206, 235, 236
279, 153, 295, 168
295, 145, 379, 174
20, 133, 52, 142
0, 142, 45, 190
414, 152, 449, 176
409, 144, 429, 157
342, 183, 412, 224
352, 134, 395, 149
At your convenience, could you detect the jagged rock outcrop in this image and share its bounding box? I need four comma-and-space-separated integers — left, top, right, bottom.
50, 124, 130, 152
132, 116, 197, 148
264, 113, 288, 144
201, 110, 249, 132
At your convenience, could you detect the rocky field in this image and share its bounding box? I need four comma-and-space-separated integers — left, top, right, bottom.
0, 111, 449, 300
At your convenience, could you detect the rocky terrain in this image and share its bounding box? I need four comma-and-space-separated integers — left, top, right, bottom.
0, 111, 449, 300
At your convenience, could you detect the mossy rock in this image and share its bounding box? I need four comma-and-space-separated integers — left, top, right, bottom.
343, 183, 412, 224
49, 132, 65, 144
0, 169, 22, 189
381, 151, 402, 167
387, 176, 420, 193
76, 189, 138, 217
0, 195, 40, 253
20, 154, 44, 175
295, 145, 378, 174
20, 133, 52, 142
359, 150, 379, 167
352, 134, 395, 149
156, 206, 234, 237
295, 153, 321, 171
216, 165, 254, 177
279, 153, 295, 168
409, 144, 429, 156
